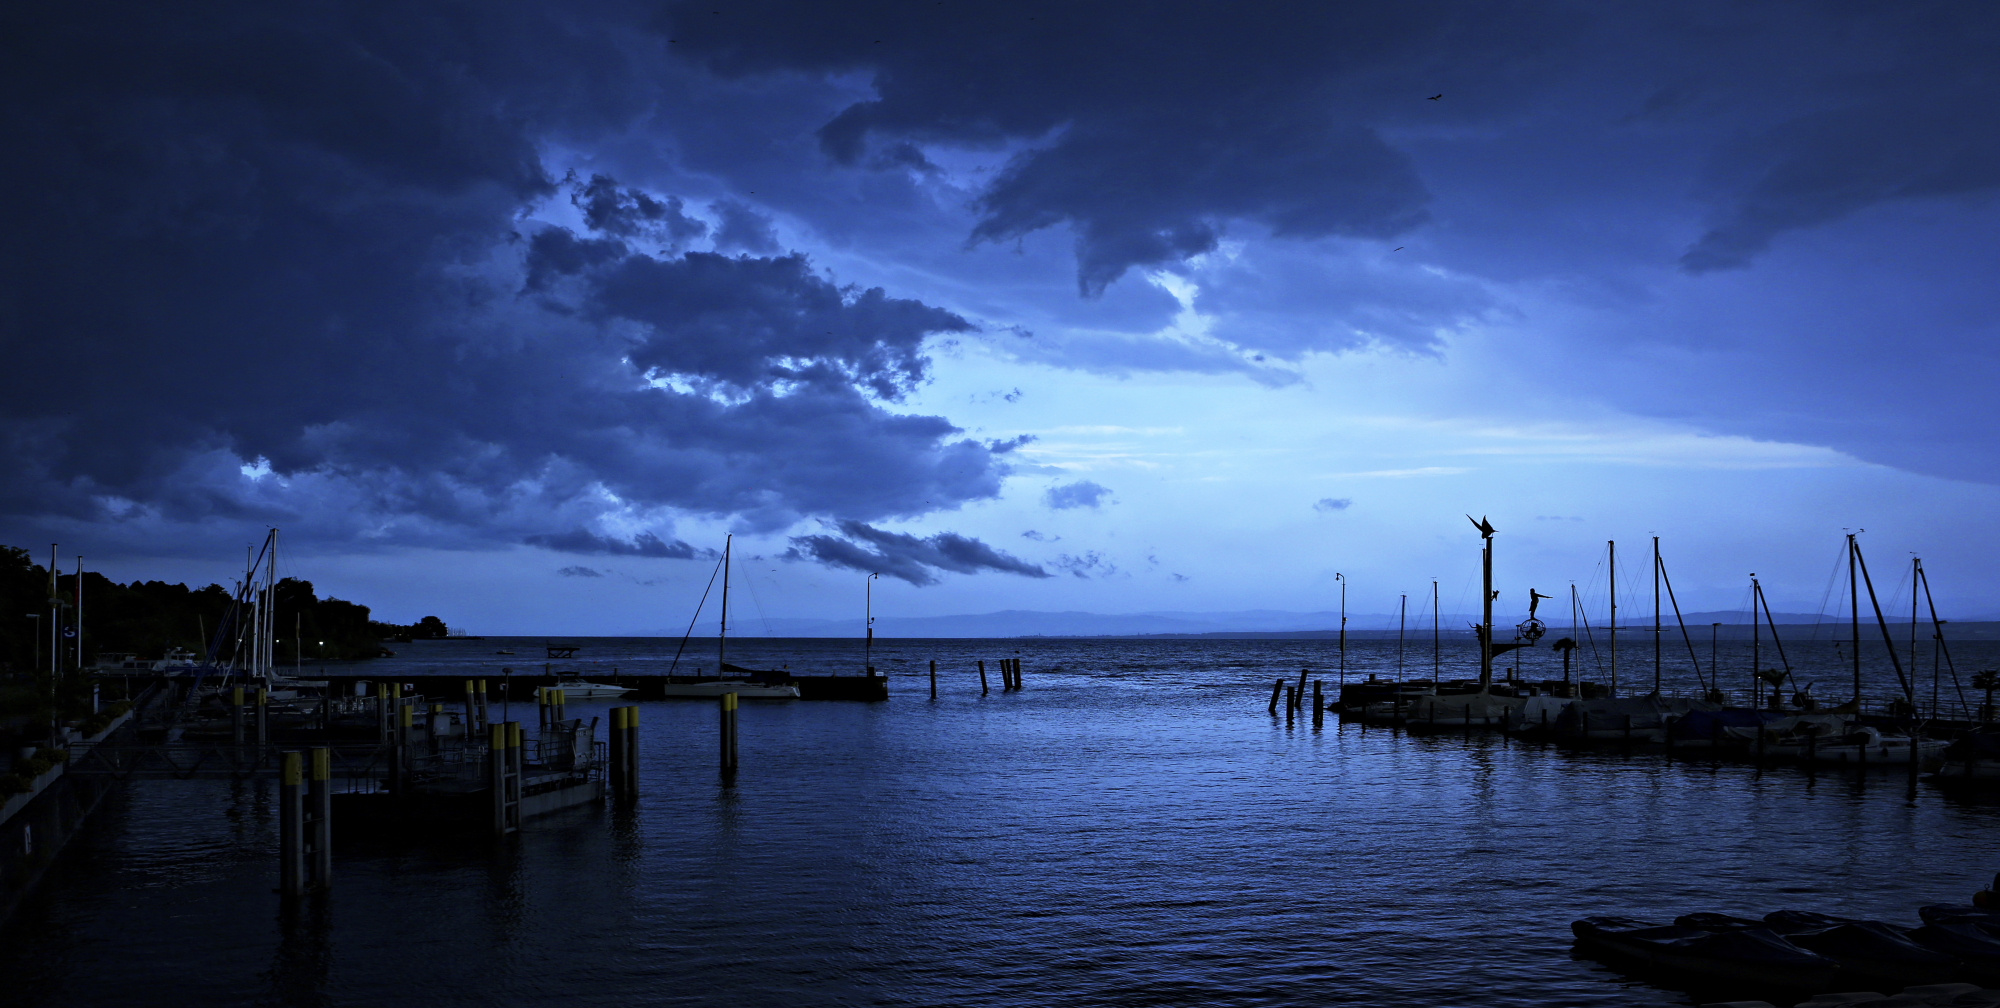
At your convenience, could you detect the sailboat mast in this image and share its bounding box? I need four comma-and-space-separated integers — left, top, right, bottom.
1848, 533, 1861, 704
719, 533, 732, 670
1397, 594, 1407, 680
1608, 540, 1618, 697
1568, 584, 1580, 689
1751, 576, 1763, 707
1652, 536, 1662, 695
1335, 573, 1346, 686
1432, 579, 1440, 682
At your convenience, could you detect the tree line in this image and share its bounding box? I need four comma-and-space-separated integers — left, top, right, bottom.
0, 545, 440, 672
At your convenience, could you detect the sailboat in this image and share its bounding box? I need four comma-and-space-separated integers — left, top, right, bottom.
659, 534, 800, 699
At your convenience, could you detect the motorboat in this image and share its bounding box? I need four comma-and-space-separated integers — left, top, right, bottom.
549, 678, 635, 699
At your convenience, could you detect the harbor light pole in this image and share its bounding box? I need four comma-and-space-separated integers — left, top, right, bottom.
864, 572, 880, 677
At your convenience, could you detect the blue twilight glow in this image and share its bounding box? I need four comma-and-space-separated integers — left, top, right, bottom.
5, 2, 2000, 632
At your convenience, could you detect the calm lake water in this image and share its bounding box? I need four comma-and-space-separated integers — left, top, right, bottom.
4, 636, 1997, 1007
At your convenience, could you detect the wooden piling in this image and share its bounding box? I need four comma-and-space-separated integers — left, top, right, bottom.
609, 705, 627, 796
1312, 681, 1324, 727
720, 692, 739, 772
929, 660, 938, 700
1268, 678, 1285, 714
1013, 658, 1024, 689
1284, 687, 1296, 725
308, 747, 332, 888
255, 688, 269, 743
978, 660, 989, 696
376, 683, 391, 741
232, 686, 245, 744
623, 705, 640, 797
1295, 668, 1309, 709
463, 679, 477, 736
490, 722, 515, 835
475, 679, 489, 730
278, 750, 305, 896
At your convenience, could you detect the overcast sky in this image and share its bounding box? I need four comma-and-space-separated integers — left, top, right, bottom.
7, 1, 2000, 633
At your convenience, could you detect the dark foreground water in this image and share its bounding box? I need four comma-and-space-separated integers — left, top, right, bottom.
4, 637, 1998, 1007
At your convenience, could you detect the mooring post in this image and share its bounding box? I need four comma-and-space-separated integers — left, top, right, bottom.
978, 660, 989, 696
279, 750, 305, 897
624, 705, 640, 797
554, 689, 566, 726
256, 688, 269, 744
1267, 678, 1285, 714
1313, 681, 1324, 727
476, 679, 489, 731
308, 747, 332, 889
1295, 668, 1309, 709
489, 722, 511, 835
463, 679, 477, 736
1014, 658, 1025, 689
929, 660, 938, 700
232, 685, 245, 744
720, 692, 739, 772
376, 683, 390, 742
1284, 687, 1296, 725
609, 705, 627, 797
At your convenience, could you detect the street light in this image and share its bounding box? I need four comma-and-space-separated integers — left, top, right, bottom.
864, 572, 881, 677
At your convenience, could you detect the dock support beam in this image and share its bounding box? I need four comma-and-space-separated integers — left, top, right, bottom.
719, 692, 739, 772
308, 747, 332, 889
279, 751, 305, 897
609, 705, 641, 801
490, 722, 521, 836
978, 660, 989, 696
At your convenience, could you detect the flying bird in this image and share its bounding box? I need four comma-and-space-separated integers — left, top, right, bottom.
1427, 94, 1442, 100
1392, 246, 1404, 251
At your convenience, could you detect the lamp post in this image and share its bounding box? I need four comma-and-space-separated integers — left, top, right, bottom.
864, 572, 881, 677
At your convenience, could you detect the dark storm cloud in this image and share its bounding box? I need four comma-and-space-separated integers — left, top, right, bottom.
785, 520, 1050, 586
661, 1, 1562, 294
528, 531, 700, 559
1043, 481, 1110, 511
709, 200, 782, 255
0, 1, 1015, 564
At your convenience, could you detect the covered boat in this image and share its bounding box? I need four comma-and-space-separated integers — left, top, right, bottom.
1572, 915, 1837, 989
1557, 695, 1718, 743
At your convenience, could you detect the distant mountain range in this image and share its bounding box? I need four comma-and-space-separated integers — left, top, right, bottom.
721, 607, 1979, 639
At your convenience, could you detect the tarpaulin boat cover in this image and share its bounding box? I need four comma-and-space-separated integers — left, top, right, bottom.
1404, 691, 1524, 718
1721, 713, 1850, 741
1670, 708, 1781, 740
1555, 694, 1717, 732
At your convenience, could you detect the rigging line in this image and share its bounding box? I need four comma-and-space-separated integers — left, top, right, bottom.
1917, 562, 1968, 711
1852, 542, 1915, 702
1657, 557, 1707, 693
1575, 583, 1604, 677
1757, 580, 1794, 680
668, 551, 726, 676
1810, 539, 1847, 642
